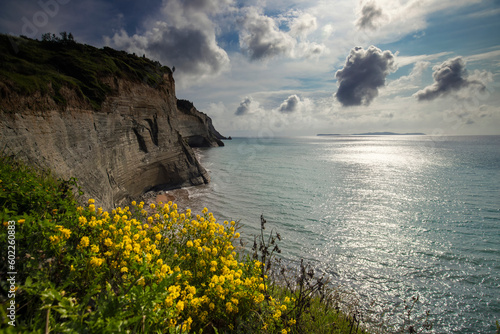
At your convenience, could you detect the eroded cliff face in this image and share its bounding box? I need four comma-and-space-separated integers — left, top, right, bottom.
0, 74, 215, 209
176, 99, 225, 147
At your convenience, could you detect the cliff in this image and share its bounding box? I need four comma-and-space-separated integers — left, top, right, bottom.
0, 34, 224, 209
176, 99, 225, 147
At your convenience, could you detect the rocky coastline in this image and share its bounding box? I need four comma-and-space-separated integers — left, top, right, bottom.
0, 34, 225, 209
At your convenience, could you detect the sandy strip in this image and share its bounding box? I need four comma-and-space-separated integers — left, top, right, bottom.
153, 188, 191, 209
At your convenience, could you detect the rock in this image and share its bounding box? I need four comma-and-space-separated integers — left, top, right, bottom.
176, 99, 225, 147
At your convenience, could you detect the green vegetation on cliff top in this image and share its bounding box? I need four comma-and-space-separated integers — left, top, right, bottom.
0, 33, 171, 110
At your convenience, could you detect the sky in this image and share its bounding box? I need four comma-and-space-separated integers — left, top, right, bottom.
1, 0, 500, 136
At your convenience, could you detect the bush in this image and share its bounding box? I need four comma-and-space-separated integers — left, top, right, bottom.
0, 157, 296, 333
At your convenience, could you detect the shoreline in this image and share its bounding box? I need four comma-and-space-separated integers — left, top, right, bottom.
139, 147, 211, 210
140, 187, 195, 211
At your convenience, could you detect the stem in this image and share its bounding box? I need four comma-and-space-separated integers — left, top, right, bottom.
45, 307, 50, 334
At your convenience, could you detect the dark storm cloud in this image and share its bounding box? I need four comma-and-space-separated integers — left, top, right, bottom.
235, 97, 253, 116
180, 0, 233, 13
145, 26, 229, 76
0, 0, 122, 45
239, 7, 295, 61
335, 46, 396, 107
105, 0, 230, 80
356, 2, 384, 30
414, 57, 486, 101
278, 95, 300, 113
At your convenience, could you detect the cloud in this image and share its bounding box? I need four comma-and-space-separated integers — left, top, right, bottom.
278, 94, 301, 113
296, 41, 328, 59
356, 1, 384, 30
396, 51, 452, 67
384, 61, 430, 95
235, 96, 258, 116
238, 7, 296, 61
238, 7, 326, 61
414, 57, 488, 101
104, 0, 231, 85
289, 13, 317, 38
335, 45, 397, 106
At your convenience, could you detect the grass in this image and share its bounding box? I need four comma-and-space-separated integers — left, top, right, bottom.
0, 33, 171, 111
0, 155, 370, 333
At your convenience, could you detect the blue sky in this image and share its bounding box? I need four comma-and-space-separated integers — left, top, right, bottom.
1, 0, 500, 136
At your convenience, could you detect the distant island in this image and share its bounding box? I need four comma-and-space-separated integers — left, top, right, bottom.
317, 132, 425, 136
352, 132, 426, 135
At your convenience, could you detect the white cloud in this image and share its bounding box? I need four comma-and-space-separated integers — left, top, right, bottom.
235, 96, 260, 115
385, 60, 430, 95
289, 12, 318, 38
396, 52, 452, 67
464, 49, 500, 63
238, 6, 296, 61
356, 1, 385, 30
353, 0, 484, 44
238, 7, 327, 61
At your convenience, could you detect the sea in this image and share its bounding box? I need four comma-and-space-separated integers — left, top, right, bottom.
181, 135, 500, 333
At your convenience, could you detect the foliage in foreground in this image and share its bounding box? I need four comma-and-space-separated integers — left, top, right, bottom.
0, 155, 368, 333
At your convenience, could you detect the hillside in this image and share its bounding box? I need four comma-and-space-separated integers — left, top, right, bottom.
0, 33, 224, 208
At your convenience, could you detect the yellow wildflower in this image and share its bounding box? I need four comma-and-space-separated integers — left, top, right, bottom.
226, 301, 233, 312
90, 257, 104, 267
104, 238, 113, 247
79, 236, 90, 248
176, 300, 184, 312
49, 235, 60, 244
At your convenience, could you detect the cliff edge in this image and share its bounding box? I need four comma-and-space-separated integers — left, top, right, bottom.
0, 34, 224, 209
176, 99, 226, 147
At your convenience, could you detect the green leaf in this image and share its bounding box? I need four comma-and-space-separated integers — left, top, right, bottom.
25, 276, 32, 287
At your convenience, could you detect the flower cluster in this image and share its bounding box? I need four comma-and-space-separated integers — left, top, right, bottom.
46, 199, 295, 333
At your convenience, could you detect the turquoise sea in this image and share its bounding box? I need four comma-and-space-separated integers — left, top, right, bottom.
185, 135, 500, 333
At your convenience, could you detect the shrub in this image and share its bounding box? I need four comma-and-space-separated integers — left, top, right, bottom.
1, 156, 371, 333
0, 156, 295, 333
